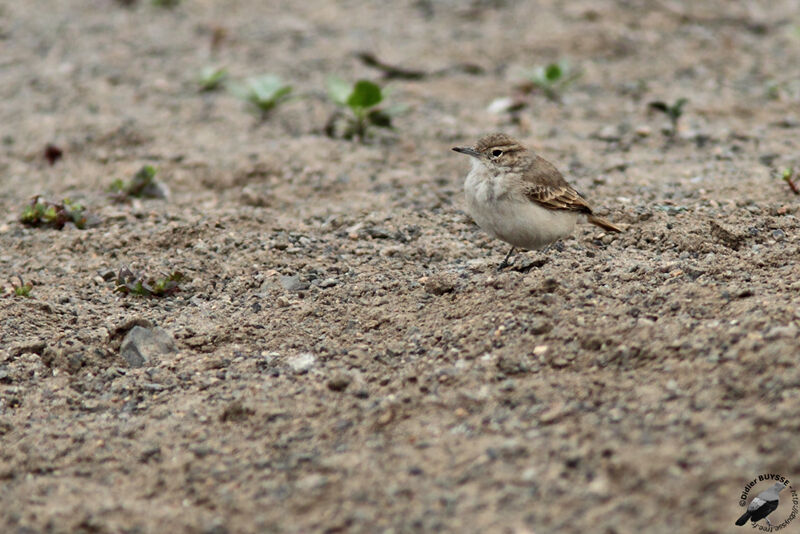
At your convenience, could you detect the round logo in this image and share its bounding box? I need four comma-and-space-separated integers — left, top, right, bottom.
735, 474, 798, 530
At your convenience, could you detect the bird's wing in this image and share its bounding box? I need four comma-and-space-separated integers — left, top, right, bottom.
522, 155, 592, 214
748, 497, 767, 512
750, 499, 779, 521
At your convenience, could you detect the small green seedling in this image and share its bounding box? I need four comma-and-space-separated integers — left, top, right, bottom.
780, 168, 799, 195
523, 61, 581, 101
153, 0, 180, 7
648, 98, 688, 137
765, 80, 782, 100
9, 276, 33, 298
109, 165, 168, 201
115, 266, 184, 297
326, 77, 400, 141
14, 284, 32, 297
20, 196, 89, 229
198, 66, 228, 92
231, 75, 292, 118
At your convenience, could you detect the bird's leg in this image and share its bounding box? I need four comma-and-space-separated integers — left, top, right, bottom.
765, 518, 772, 527
540, 240, 566, 255
497, 247, 516, 271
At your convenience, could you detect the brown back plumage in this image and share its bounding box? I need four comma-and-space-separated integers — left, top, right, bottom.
521, 155, 593, 214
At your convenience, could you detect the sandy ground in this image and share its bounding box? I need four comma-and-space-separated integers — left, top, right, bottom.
1, 1, 800, 532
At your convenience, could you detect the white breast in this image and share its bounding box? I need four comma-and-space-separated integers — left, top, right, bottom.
464, 163, 578, 250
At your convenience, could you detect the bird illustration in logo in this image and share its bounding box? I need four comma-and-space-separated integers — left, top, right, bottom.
736, 482, 787, 527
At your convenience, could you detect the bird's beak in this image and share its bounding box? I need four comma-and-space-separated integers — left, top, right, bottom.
452, 146, 480, 158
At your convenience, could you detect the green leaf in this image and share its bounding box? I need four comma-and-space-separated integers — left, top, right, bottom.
672, 98, 688, 116
20, 205, 37, 223
199, 66, 228, 91
70, 212, 87, 229
347, 80, 382, 109
544, 63, 563, 82
109, 178, 125, 193
249, 76, 278, 100
43, 206, 57, 222
525, 61, 580, 102
326, 76, 352, 106
272, 86, 293, 102
132, 165, 156, 185
249, 75, 289, 101
14, 284, 32, 298
234, 75, 292, 113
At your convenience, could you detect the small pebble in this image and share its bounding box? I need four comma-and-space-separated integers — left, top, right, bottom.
287, 353, 316, 374
280, 275, 309, 292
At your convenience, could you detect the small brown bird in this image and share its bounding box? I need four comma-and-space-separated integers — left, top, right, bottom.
453, 133, 621, 268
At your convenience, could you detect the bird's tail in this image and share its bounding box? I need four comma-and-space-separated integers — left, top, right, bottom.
587, 214, 622, 233
735, 511, 751, 526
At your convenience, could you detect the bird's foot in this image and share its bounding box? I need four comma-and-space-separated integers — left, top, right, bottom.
497, 259, 513, 271
540, 241, 564, 254
497, 247, 516, 271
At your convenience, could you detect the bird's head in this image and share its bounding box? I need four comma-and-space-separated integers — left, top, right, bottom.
452, 133, 529, 173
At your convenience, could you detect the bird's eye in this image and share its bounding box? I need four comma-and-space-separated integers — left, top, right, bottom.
491, 149, 503, 157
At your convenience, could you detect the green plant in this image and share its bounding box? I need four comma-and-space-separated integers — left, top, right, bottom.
198, 66, 228, 92
780, 168, 799, 195
115, 266, 185, 297
152, 0, 180, 7
765, 80, 782, 100
231, 75, 292, 118
648, 98, 688, 137
9, 276, 33, 298
20, 196, 89, 229
326, 78, 400, 141
523, 61, 581, 101
109, 165, 168, 200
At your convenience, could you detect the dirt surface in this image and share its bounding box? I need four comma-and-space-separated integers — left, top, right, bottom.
2, 1, 800, 532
